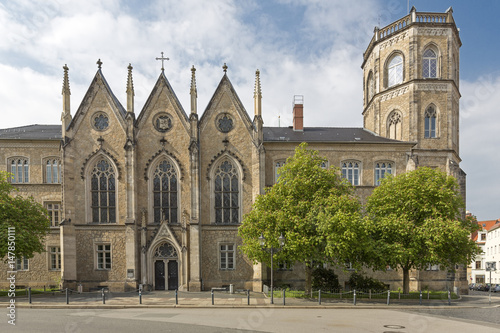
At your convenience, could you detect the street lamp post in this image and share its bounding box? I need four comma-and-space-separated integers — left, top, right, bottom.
486, 261, 496, 305
259, 233, 285, 304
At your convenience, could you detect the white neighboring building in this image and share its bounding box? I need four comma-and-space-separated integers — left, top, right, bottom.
484, 223, 500, 285
470, 219, 500, 285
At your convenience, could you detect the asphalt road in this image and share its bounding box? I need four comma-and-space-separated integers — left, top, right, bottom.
2, 307, 500, 333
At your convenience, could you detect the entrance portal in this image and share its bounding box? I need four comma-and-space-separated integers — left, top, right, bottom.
152, 242, 179, 290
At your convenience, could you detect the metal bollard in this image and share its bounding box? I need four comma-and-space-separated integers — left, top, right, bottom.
353, 289, 356, 306
247, 290, 250, 306
175, 289, 178, 305
66, 288, 69, 305
102, 289, 105, 304
28, 287, 32, 304
139, 289, 142, 304
282, 289, 285, 306
448, 290, 451, 306
419, 290, 422, 305
318, 290, 322, 305
387, 290, 390, 305
211, 290, 214, 305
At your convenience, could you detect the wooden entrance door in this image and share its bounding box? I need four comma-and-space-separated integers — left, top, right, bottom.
167, 260, 178, 290
154, 260, 165, 290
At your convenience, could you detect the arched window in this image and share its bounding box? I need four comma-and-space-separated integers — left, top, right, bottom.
424, 106, 437, 138
341, 161, 360, 186
214, 160, 239, 224
45, 158, 61, 183
367, 71, 375, 102
90, 159, 116, 223
388, 54, 403, 87
153, 160, 178, 224
375, 162, 393, 185
9, 158, 29, 183
387, 111, 402, 140
423, 49, 437, 78
274, 160, 286, 183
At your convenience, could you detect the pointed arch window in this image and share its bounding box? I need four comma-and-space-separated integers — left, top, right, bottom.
375, 162, 393, 185
342, 161, 360, 186
423, 49, 437, 78
367, 71, 375, 101
153, 160, 178, 224
90, 159, 116, 223
214, 160, 239, 224
425, 106, 437, 138
388, 111, 402, 140
388, 54, 403, 87
9, 158, 29, 183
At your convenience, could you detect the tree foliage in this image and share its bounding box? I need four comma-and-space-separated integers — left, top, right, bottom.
365, 167, 481, 293
347, 272, 386, 292
238, 143, 364, 293
0, 171, 51, 259
312, 267, 340, 292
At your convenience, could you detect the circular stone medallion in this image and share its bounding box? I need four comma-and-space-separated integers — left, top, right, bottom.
92, 112, 109, 131
154, 113, 173, 133
216, 113, 233, 133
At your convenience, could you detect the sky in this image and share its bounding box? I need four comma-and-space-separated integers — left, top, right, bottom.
0, 0, 499, 221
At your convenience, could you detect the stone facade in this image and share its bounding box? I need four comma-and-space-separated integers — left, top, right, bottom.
0, 8, 468, 293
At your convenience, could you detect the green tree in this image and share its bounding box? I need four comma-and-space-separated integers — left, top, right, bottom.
238, 143, 364, 293
0, 171, 51, 260
312, 267, 340, 292
365, 167, 481, 294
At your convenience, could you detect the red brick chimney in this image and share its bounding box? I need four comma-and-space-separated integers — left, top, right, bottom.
293, 95, 303, 131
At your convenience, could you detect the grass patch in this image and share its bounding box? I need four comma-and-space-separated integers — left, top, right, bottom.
0, 288, 61, 297
266, 289, 458, 300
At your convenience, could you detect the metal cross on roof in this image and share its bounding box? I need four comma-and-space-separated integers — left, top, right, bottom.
97, 59, 102, 69
156, 52, 169, 71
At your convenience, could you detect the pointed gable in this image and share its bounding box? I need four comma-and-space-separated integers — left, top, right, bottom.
199, 74, 254, 135
136, 72, 189, 134
67, 69, 127, 133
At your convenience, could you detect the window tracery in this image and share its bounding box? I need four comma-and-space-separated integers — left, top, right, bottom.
90, 159, 116, 223
214, 160, 239, 224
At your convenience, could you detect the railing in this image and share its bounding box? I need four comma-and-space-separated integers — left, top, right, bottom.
363, 9, 453, 64
415, 13, 448, 23
378, 15, 411, 39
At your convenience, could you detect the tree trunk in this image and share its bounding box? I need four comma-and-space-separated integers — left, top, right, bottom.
403, 267, 410, 294
305, 264, 313, 295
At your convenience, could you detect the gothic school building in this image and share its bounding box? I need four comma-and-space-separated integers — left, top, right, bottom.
0, 8, 468, 293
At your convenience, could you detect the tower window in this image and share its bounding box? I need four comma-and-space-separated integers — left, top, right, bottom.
388, 55, 403, 87
367, 71, 374, 101
423, 49, 437, 78
424, 106, 437, 138
387, 111, 402, 140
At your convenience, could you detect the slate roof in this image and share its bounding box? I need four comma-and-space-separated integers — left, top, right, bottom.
0, 125, 62, 140
263, 127, 409, 144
